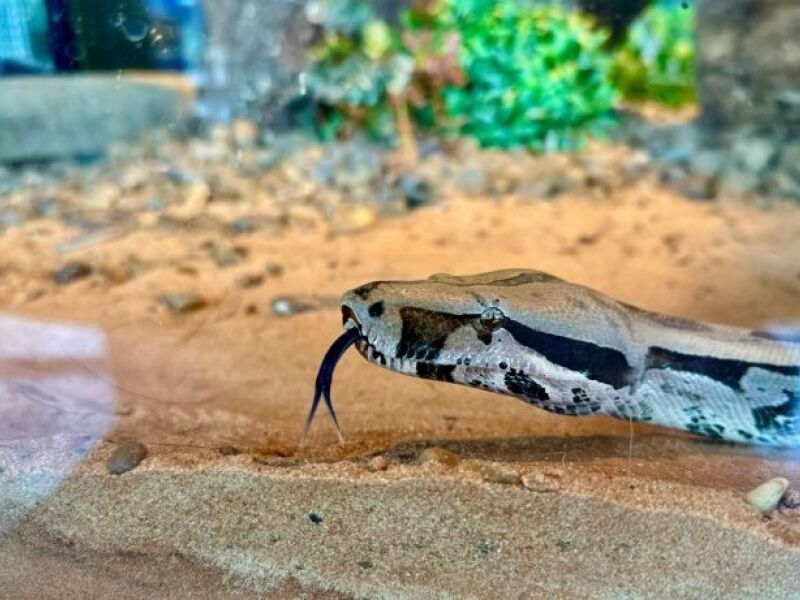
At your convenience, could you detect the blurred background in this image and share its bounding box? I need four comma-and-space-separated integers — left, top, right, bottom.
0, 0, 798, 198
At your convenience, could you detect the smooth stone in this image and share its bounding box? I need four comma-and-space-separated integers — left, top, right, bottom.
677, 173, 719, 201
746, 477, 790, 515
731, 137, 777, 174
218, 445, 240, 456
156, 292, 207, 314
398, 174, 435, 210
453, 165, 486, 194
417, 447, 461, 467
264, 262, 285, 277
238, 273, 265, 288
107, 440, 148, 475
53, 261, 93, 284
330, 204, 378, 235
780, 488, 800, 510
270, 296, 315, 317
480, 465, 522, 486
521, 471, 560, 492
366, 456, 390, 472
208, 242, 249, 268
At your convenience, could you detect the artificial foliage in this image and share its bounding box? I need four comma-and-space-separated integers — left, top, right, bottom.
426, 0, 618, 151
303, 0, 413, 140
302, 0, 619, 151
612, 2, 696, 107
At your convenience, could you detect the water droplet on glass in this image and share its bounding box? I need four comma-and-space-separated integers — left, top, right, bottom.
122, 17, 149, 43
110, 11, 124, 28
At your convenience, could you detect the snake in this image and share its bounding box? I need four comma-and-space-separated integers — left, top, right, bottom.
303, 269, 800, 447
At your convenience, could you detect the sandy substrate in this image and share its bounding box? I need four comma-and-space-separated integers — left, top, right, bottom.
2, 173, 800, 598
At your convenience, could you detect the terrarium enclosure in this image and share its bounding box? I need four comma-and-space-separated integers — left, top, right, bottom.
2, 1, 800, 598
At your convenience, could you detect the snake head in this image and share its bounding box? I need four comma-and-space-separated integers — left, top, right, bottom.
304, 268, 631, 443
340, 270, 560, 377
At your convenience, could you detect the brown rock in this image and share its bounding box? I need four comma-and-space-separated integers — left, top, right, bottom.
107, 440, 148, 475
53, 261, 93, 284
417, 447, 461, 467
157, 292, 207, 314
480, 465, 521, 486
366, 456, 390, 472
521, 471, 560, 493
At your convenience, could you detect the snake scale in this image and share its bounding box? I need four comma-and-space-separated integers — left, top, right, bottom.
305, 269, 800, 447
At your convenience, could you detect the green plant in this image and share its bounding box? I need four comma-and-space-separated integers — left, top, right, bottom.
611, 3, 696, 106
303, 0, 413, 141
417, 0, 618, 151
302, 0, 619, 153
398, 1, 465, 130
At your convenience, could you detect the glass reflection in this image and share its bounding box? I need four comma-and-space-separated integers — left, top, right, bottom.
0, 314, 116, 535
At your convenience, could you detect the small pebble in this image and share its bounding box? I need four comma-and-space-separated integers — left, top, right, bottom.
746, 477, 790, 515
781, 488, 800, 509
238, 273, 265, 288
357, 559, 373, 569
677, 173, 718, 201
218, 445, 240, 456
107, 440, 148, 475
265, 262, 284, 277
209, 242, 248, 268
366, 456, 390, 472
521, 471, 559, 492
330, 204, 378, 235
308, 512, 323, 525
476, 540, 497, 556
544, 468, 564, 478
398, 174, 436, 209
157, 292, 207, 314
175, 265, 198, 277
480, 465, 521, 486
229, 216, 264, 235
417, 447, 461, 467
53, 261, 93, 284
270, 296, 314, 317
232, 119, 259, 147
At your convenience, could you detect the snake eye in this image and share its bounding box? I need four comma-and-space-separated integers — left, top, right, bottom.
479, 307, 505, 332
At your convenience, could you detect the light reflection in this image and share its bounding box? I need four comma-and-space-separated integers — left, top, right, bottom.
0, 313, 117, 535
0, 313, 106, 360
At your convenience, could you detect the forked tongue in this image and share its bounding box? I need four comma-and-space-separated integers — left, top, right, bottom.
300, 327, 361, 445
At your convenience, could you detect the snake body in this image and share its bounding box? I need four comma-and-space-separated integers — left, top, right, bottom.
308, 269, 800, 446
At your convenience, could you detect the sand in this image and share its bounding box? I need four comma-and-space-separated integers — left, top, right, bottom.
2, 170, 800, 598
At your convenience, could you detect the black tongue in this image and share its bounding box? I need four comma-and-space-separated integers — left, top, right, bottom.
300, 327, 361, 445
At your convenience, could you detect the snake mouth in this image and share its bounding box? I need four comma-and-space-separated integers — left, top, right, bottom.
341, 305, 360, 329
355, 337, 388, 366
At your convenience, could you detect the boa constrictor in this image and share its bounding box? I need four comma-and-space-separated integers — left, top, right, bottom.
305, 269, 800, 447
